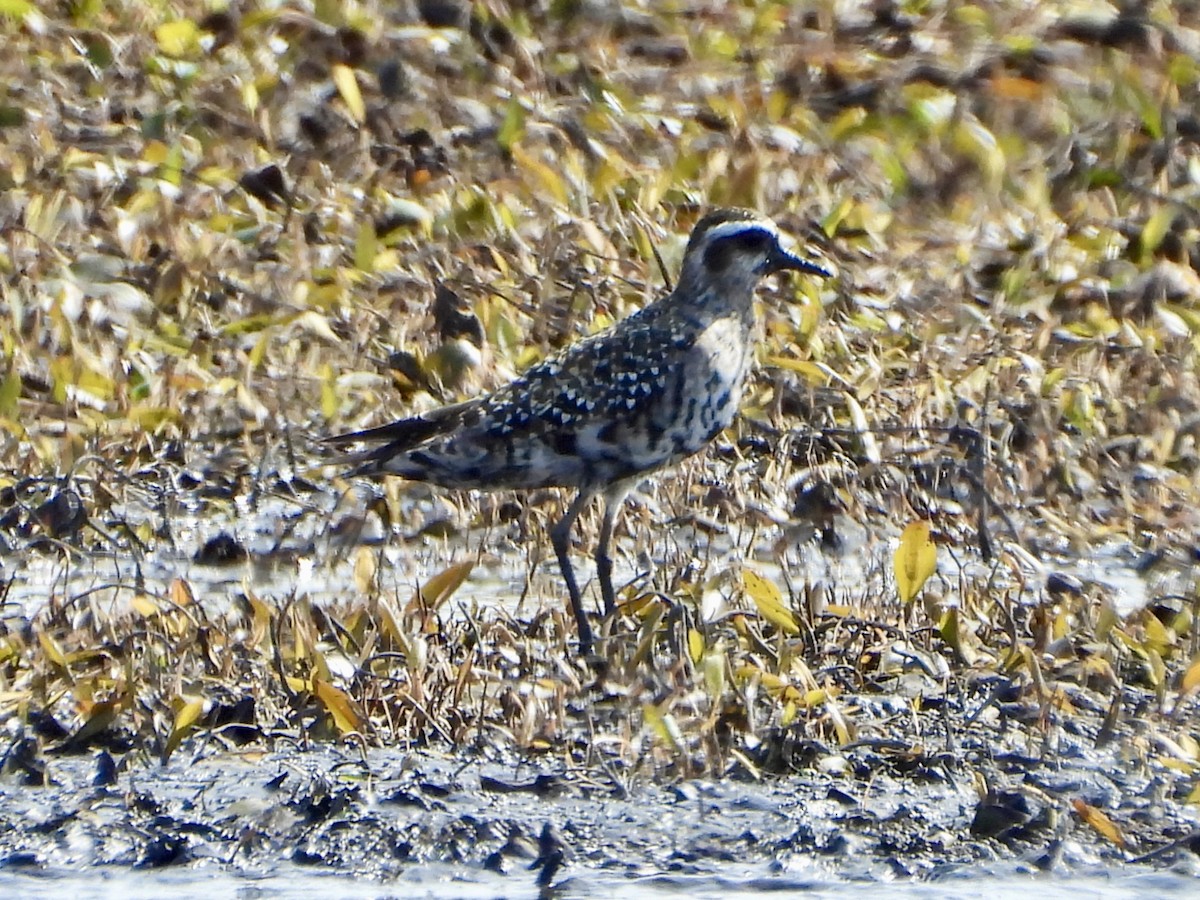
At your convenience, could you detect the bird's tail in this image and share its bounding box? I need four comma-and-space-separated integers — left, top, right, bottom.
322, 399, 477, 476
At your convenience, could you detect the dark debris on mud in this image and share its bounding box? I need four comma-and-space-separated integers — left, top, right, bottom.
2, 667, 1199, 888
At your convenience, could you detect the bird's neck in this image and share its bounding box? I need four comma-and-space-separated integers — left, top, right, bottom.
663, 269, 760, 329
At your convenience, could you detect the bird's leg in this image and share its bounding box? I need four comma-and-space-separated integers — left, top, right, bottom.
596, 483, 632, 617
550, 489, 595, 653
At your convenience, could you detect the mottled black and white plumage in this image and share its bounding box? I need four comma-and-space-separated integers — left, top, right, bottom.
328, 208, 829, 654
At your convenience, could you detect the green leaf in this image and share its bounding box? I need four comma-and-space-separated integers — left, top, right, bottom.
496, 97, 526, 153
0, 105, 25, 128
0, 368, 19, 415
354, 221, 377, 272
1139, 206, 1176, 259
0, 0, 34, 21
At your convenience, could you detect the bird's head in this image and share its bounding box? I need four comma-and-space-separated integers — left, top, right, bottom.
679, 208, 830, 294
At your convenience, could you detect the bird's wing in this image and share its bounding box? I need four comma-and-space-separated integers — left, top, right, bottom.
480, 320, 686, 434
327, 320, 691, 486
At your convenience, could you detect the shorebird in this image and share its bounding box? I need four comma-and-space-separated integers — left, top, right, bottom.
328, 209, 830, 654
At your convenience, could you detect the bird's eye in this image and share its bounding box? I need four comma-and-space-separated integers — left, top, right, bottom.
732, 230, 772, 253
703, 228, 773, 272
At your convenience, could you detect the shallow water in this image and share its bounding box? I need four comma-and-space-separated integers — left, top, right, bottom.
3, 867, 1198, 899
5, 491, 1170, 623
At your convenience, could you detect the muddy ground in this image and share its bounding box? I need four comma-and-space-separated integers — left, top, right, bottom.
3, 626, 1199, 891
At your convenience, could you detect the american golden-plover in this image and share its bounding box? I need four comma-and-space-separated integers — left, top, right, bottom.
329, 209, 830, 654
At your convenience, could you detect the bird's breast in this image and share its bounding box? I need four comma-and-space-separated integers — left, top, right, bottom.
597, 315, 752, 470
678, 316, 752, 442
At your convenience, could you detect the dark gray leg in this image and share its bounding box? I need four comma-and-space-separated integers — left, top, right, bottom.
550, 490, 595, 653
596, 483, 631, 616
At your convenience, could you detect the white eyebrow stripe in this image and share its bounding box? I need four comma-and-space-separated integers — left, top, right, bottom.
703, 219, 779, 243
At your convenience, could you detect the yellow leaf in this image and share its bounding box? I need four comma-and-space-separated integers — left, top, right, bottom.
311, 648, 332, 683
377, 600, 404, 648
781, 699, 797, 727
155, 20, 199, 57
242, 79, 259, 114
1142, 612, 1176, 655
1042, 367, 1067, 394
642, 703, 684, 752
845, 394, 880, 464
803, 688, 831, 707
687, 628, 705, 665
163, 695, 205, 763
827, 108, 867, 143
701, 644, 726, 699
763, 355, 831, 384
824, 697, 854, 745
511, 144, 568, 206
1072, 799, 1127, 849
331, 63, 365, 123
319, 362, 337, 421
131, 594, 160, 618
293, 310, 340, 343
758, 672, 787, 693
220, 314, 278, 336
1183, 655, 1200, 694
313, 677, 367, 736
37, 630, 68, 668
496, 97, 525, 152
68, 699, 120, 747
894, 521, 937, 603
1145, 647, 1166, 688
743, 567, 798, 635
642, 702, 668, 742
246, 589, 271, 647
1095, 600, 1118, 640
734, 662, 762, 683
411, 560, 475, 611
353, 547, 377, 595
248, 331, 270, 372
938, 607, 970, 661
953, 117, 1005, 186
169, 578, 194, 608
